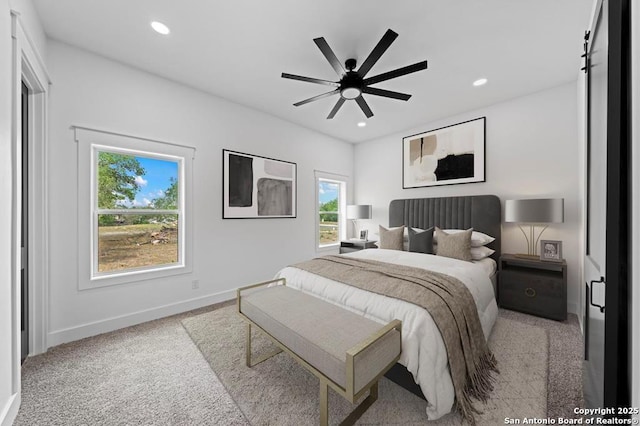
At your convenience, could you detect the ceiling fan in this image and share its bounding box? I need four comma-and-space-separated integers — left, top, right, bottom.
282, 29, 428, 119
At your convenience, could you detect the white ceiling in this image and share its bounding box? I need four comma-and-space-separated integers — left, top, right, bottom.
32, 0, 592, 143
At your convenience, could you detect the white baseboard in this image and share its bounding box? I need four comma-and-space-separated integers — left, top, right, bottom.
567, 302, 584, 334
45, 292, 585, 348
0, 393, 20, 426
47, 289, 236, 348
567, 301, 579, 317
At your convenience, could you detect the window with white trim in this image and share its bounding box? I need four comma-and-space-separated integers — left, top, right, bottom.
75, 127, 193, 288
315, 171, 347, 249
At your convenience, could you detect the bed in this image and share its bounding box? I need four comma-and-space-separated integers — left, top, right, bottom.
276, 195, 501, 420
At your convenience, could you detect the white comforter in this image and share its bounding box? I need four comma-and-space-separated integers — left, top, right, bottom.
275, 249, 498, 420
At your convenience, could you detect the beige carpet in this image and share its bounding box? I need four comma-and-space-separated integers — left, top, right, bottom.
182, 306, 548, 425
15, 307, 249, 426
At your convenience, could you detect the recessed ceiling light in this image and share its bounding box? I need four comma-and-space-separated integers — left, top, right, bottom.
473, 78, 488, 87
151, 21, 170, 35
357, 122, 367, 127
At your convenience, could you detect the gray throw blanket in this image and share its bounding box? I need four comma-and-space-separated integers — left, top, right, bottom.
292, 255, 498, 425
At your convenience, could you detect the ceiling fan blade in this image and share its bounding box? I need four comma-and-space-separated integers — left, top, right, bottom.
362, 87, 411, 101
326, 98, 346, 119
313, 37, 345, 76
281, 73, 339, 87
363, 61, 428, 86
293, 89, 340, 107
357, 29, 398, 78
355, 96, 374, 118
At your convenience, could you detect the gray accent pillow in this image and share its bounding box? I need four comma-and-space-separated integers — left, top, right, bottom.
378, 225, 405, 250
435, 227, 472, 261
408, 227, 434, 254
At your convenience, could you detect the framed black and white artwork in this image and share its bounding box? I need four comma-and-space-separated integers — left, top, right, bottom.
402, 117, 486, 188
223, 149, 297, 219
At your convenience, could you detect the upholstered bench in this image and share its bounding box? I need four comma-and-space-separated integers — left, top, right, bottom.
237, 278, 402, 426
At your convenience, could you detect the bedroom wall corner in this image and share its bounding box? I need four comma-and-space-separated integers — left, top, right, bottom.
353, 82, 582, 316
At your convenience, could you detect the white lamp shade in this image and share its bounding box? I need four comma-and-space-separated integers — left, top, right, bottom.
346, 205, 372, 220
504, 198, 564, 224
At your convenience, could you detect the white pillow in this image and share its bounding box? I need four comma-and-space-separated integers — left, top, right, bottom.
470, 246, 495, 260
433, 229, 495, 247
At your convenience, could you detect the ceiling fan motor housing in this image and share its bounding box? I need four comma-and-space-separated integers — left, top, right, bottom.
340, 70, 363, 99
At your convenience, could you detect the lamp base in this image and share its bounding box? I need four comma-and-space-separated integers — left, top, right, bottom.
514, 253, 540, 260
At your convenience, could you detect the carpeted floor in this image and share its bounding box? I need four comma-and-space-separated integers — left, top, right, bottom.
182, 306, 549, 425
14, 301, 583, 426
14, 301, 249, 426
499, 310, 584, 419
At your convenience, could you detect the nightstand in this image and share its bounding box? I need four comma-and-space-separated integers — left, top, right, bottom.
498, 254, 567, 321
339, 240, 377, 254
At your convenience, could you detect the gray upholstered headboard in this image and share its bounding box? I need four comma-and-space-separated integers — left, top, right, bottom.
389, 195, 501, 262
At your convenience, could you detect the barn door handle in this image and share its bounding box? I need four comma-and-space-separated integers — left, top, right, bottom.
589, 276, 605, 313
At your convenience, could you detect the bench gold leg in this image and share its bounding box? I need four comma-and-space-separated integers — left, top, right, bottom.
320, 380, 329, 426
339, 382, 379, 426
245, 322, 283, 368
319, 380, 379, 426
245, 323, 251, 367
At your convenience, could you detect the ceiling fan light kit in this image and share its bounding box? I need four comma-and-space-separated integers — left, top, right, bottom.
282, 29, 428, 119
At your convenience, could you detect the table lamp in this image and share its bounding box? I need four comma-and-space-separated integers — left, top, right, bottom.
504, 198, 564, 258
346, 204, 372, 240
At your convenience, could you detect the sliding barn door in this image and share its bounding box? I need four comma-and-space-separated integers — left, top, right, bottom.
583, 0, 630, 410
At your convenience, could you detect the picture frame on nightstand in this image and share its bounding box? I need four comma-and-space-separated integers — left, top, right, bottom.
359, 230, 368, 241
540, 240, 562, 262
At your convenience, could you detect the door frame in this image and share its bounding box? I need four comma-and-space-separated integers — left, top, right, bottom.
631, 0, 640, 413
10, 9, 51, 397
20, 80, 28, 364
602, 0, 631, 408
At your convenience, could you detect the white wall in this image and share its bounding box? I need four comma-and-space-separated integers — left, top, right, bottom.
9, 0, 46, 56
45, 41, 354, 345
354, 83, 581, 314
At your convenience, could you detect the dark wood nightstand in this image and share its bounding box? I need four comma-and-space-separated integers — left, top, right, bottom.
339, 240, 377, 254
498, 254, 567, 321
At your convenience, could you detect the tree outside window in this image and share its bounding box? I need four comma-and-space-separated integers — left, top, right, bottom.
96, 151, 181, 274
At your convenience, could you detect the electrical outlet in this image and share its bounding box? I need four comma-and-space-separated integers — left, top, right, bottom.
192, 280, 199, 290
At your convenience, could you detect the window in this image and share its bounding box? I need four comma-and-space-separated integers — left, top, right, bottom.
315, 171, 347, 249
95, 150, 180, 274
75, 127, 194, 288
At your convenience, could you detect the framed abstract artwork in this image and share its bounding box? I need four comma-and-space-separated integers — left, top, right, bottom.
223, 150, 297, 219
402, 117, 486, 188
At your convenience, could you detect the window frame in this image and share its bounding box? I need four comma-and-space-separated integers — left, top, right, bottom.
75, 127, 194, 289
315, 171, 347, 251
